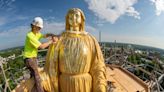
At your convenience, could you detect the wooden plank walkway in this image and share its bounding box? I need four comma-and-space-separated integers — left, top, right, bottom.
106, 65, 150, 92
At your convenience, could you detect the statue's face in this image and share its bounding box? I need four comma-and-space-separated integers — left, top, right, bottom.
68, 10, 82, 27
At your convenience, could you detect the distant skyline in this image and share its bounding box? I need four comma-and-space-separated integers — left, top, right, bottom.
0, 0, 164, 50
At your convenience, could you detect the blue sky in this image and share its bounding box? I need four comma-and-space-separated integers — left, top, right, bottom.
0, 0, 164, 50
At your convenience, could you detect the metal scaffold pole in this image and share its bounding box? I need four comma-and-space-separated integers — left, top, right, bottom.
0, 61, 11, 92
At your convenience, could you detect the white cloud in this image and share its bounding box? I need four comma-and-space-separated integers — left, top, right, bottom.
85, 0, 140, 23
0, 16, 29, 26
86, 25, 97, 32
0, 0, 15, 9
126, 7, 140, 19
0, 26, 28, 37
0, 26, 29, 50
150, 0, 164, 16
43, 21, 65, 35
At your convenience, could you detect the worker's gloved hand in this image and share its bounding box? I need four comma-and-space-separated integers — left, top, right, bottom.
45, 33, 55, 37
45, 33, 60, 43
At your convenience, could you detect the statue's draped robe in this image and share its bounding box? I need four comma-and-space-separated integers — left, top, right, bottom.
13, 31, 107, 92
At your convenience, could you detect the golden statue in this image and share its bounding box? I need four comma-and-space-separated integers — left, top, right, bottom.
13, 8, 107, 92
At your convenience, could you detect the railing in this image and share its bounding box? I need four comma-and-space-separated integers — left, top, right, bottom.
105, 53, 164, 92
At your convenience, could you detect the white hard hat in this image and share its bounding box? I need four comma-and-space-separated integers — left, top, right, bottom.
32, 17, 43, 29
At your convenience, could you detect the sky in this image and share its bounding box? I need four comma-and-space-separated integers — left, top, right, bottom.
0, 0, 164, 50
